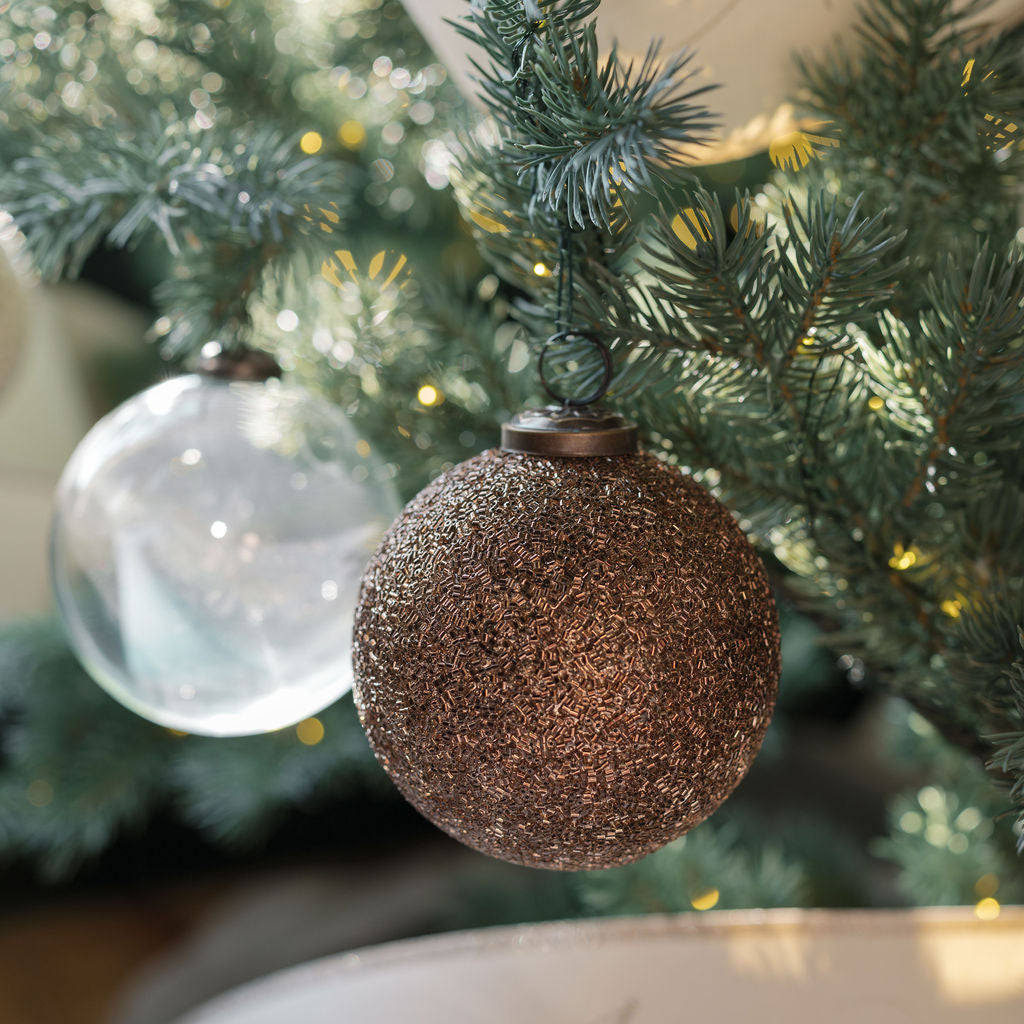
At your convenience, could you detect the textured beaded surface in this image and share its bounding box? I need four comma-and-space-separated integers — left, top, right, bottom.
353, 449, 780, 870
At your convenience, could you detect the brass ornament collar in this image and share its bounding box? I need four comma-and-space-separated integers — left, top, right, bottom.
194, 345, 282, 383
501, 405, 639, 457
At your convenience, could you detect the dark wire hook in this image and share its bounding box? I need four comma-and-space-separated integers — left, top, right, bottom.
538, 331, 613, 408
555, 224, 572, 333
512, 9, 614, 409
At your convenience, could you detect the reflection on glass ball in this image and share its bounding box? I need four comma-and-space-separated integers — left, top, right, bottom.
51, 374, 399, 736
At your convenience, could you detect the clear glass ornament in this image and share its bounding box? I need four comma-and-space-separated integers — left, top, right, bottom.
51, 373, 399, 736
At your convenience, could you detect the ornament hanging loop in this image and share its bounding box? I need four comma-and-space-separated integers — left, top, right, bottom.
539, 221, 613, 407
538, 331, 614, 408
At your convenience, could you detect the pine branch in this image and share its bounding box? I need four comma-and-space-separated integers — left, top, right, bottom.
636, 190, 773, 359
868, 244, 1024, 508
1, 113, 348, 352
171, 696, 384, 848
792, 0, 1024, 317
772, 196, 901, 356
579, 822, 808, 914
452, 0, 714, 348
0, 619, 173, 880
570, 189, 901, 396
521, 36, 714, 228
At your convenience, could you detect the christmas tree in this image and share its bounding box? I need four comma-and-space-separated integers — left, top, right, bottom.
1, 0, 1023, 922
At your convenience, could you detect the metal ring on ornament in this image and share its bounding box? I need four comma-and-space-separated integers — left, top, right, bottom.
538, 331, 613, 408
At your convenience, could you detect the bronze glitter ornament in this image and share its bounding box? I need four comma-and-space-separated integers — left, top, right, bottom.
353, 408, 779, 870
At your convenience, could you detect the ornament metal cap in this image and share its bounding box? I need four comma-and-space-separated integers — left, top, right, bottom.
194, 344, 282, 382
501, 405, 639, 457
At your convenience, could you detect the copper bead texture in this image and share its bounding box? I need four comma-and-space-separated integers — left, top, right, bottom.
353, 450, 780, 870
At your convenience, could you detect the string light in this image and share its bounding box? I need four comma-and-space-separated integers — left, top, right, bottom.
300, 131, 323, 154
768, 127, 840, 172
899, 810, 923, 833
690, 888, 720, 911
301, 202, 343, 236
980, 112, 1019, 152
962, 57, 1020, 151
468, 209, 509, 234
417, 384, 440, 407
296, 717, 325, 746
276, 309, 299, 332
321, 249, 409, 290
941, 599, 962, 618
532, 261, 550, 276
888, 543, 918, 570
868, 396, 884, 411
974, 897, 1001, 921
726, 201, 767, 238
947, 833, 968, 853
955, 807, 982, 832
356, 439, 372, 457
670, 208, 711, 250
338, 120, 366, 148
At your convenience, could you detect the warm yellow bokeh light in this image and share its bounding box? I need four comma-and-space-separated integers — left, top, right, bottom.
338, 120, 366, 148
727, 202, 766, 238
690, 888, 720, 911
321, 250, 409, 290
532, 261, 550, 276
868, 396, 885, 411
975, 873, 1000, 898
941, 599, 962, 619
962, 57, 996, 89
300, 202, 343, 237
378, 251, 408, 287
296, 717, 325, 746
769, 128, 840, 172
468, 209, 509, 234
300, 131, 323, 155
418, 384, 441, 407
962, 59, 1018, 150
356, 439, 371, 457
975, 897, 1001, 921
671, 207, 711, 250
888, 544, 918, 571
322, 249, 358, 287
981, 112, 1019, 151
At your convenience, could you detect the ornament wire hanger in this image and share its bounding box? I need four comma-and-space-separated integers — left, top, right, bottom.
503, 223, 635, 457
539, 225, 615, 408
510, 4, 614, 412
500, 1, 630, 456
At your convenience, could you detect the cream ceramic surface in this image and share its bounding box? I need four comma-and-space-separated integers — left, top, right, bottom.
182, 908, 1024, 1024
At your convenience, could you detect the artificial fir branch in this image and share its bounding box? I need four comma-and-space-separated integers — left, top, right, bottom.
0, 112, 348, 351
794, 0, 1024, 318
452, 0, 714, 359
0, 0, 432, 361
